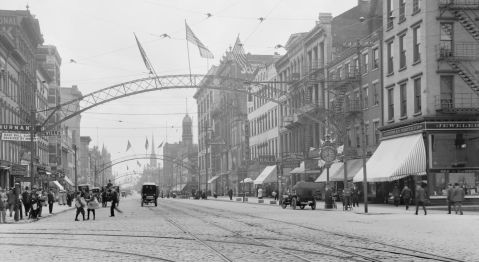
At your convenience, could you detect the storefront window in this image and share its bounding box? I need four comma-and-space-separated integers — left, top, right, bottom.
367, 182, 376, 195
429, 133, 479, 170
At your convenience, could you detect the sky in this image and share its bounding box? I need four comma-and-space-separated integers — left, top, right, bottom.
3, 0, 358, 181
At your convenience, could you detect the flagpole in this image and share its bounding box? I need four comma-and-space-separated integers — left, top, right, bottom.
185, 20, 193, 85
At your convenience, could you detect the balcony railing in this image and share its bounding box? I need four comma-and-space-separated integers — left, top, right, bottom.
439, 0, 479, 9
435, 93, 479, 113
345, 100, 362, 112
327, 66, 358, 89
303, 59, 325, 75
436, 42, 479, 61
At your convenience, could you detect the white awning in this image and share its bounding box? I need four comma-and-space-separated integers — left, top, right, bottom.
253, 165, 276, 185
240, 178, 254, 183
207, 175, 220, 184
52, 181, 64, 191
63, 176, 74, 186
291, 162, 323, 174
315, 162, 343, 182
353, 133, 426, 182
330, 159, 365, 182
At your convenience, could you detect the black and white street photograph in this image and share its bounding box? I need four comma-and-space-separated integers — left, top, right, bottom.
0, 0, 478, 261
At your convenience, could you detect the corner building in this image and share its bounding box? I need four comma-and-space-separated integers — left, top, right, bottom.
353, 0, 479, 204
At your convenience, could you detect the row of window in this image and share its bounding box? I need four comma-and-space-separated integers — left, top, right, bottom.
387, 25, 421, 75
250, 107, 279, 137
387, 77, 422, 120
329, 47, 380, 82
388, 0, 421, 29
250, 138, 278, 160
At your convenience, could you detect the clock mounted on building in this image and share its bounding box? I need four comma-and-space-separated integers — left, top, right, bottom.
320, 146, 337, 163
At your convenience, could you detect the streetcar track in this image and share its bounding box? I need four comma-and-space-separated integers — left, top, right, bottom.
155, 201, 366, 262
148, 205, 235, 262
172, 200, 464, 262
0, 242, 177, 261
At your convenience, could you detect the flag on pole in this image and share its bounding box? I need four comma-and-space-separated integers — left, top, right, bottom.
232, 36, 247, 70
158, 141, 164, 148
145, 136, 149, 151
185, 22, 214, 59
126, 141, 131, 152
134, 33, 152, 71
137, 160, 141, 167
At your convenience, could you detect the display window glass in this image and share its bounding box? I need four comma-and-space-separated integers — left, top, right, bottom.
429, 132, 479, 170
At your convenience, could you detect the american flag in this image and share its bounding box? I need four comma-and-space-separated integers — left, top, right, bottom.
185, 22, 214, 59
126, 141, 131, 152
134, 33, 152, 71
232, 36, 247, 70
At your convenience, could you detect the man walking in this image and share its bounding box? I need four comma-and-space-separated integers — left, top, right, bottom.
6, 188, 14, 217
415, 184, 428, 215
400, 185, 412, 210
351, 185, 360, 207
451, 183, 465, 215
228, 188, 233, 200
392, 185, 401, 207
47, 189, 55, 214
0, 187, 6, 223
22, 187, 31, 217
30, 186, 39, 220
110, 188, 119, 217
446, 183, 454, 214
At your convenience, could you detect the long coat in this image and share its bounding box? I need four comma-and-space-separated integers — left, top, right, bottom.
447, 187, 454, 201
400, 188, 412, 198
415, 187, 428, 202
451, 187, 465, 202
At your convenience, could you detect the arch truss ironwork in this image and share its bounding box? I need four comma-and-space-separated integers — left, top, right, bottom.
37, 74, 344, 134
96, 154, 197, 174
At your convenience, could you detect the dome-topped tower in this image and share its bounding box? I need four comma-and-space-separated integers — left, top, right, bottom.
182, 114, 193, 145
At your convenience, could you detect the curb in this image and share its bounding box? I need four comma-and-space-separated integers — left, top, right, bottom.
5, 206, 76, 224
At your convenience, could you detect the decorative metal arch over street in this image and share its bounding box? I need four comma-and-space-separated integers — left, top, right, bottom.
96, 154, 197, 174
37, 74, 344, 134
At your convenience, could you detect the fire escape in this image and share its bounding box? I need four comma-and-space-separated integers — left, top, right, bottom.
437, 0, 479, 113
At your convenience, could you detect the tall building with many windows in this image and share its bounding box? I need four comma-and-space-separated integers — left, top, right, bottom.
353, 0, 479, 205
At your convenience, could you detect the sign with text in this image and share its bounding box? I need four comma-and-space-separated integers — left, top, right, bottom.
426, 122, 479, 130
44, 130, 61, 136
381, 123, 425, 138
0, 16, 17, 41
11, 165, 27, 176
258, 155, 276, 165
1, 133, 38, 141
37, 171, 57, 181
207, 138, 226, 145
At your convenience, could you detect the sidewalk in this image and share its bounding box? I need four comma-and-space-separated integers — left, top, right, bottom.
4, 203, 75, 224
190, 195, 479, 215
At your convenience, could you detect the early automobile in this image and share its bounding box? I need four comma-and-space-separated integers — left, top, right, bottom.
78, 184, 91, 193
91, 187, 101, 201
281, 181, 320, 210
141, 182, 158, 207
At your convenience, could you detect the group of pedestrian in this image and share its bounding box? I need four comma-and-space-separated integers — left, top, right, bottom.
394, 183, 465, 215
74, 186, 119, 221
447, 183, 465, 215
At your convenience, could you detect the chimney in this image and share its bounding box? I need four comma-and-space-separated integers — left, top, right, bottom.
318, 13, 332, 25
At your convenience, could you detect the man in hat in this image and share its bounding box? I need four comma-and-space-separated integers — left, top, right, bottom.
22, 186, 31, 217
392, 185, 401, 207
400, 185, 412, 210
351, 185, 360, 207
110, 187, 119, 217
47, 189, 55, 214
446, 183, 454, 214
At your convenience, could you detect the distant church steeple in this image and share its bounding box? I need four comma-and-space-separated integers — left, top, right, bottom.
150, 134, 157, 168
182, 98, 193, 146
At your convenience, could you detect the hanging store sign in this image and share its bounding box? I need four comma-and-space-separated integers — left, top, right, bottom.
381, 123, 425, 138
207, 138, 226, 145
1, 133, 38, 141
426, 122, 479, 130
0, 16, 17, 41
11, 165, 27, 176
258, 154, 276, 165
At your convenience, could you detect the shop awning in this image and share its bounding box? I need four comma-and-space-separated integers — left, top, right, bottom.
353, 133, 426, 182
315, 162, 343, 182
63, 176, 74, 186
330, 159, 365, 182
240, 178, 254, 183
253, 165, 277, 185
290, 162, 322, 174
51, 181, 64, 191
207, 175, 220, 184
173, 184, 187, 191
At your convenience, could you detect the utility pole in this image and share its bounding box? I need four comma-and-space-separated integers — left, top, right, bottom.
354, 38, 370, 214
73, 144, 78, 192
30, 72, 37, 189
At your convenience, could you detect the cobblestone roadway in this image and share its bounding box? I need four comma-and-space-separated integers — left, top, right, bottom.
0, 196, 476, 261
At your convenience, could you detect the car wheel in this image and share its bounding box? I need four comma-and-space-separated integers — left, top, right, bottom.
291, 198, 297, 210
155, 201, 157, 207
311, 199, 316, 210
281, 199, 287, 209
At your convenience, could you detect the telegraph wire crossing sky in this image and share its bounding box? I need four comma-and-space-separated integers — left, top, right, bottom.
2, 0, 358, 175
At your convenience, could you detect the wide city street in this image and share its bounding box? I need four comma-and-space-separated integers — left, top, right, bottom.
1, 195, 477, 262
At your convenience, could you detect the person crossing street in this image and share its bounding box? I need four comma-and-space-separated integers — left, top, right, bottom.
110, 188, 119, 217
22, 187, 31, 217
47, 189, 55, 214
400, 186, 412, 210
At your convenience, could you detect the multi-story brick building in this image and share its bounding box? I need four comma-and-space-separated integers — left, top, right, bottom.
351, 0, 479, 205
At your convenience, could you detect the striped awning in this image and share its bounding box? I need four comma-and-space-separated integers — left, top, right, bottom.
353, 133, 426, 182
